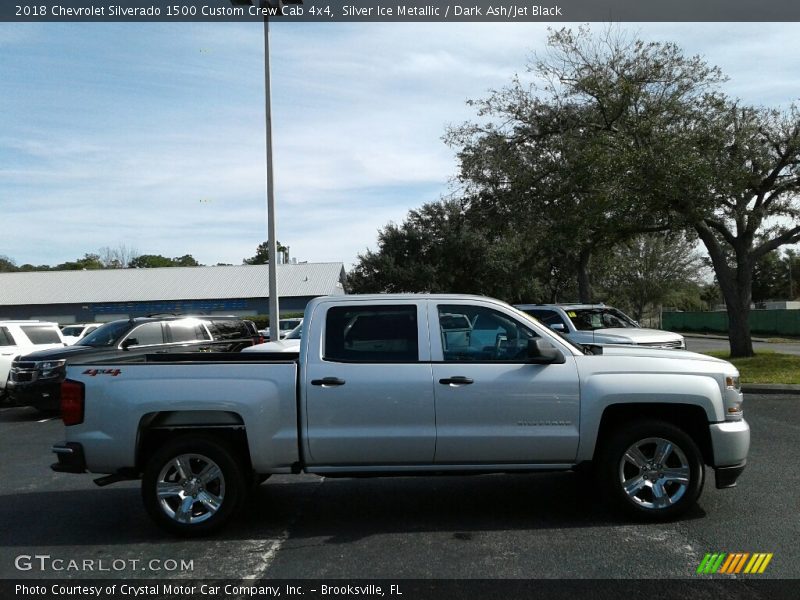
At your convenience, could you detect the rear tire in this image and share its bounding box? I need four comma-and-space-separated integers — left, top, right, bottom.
142, 435, 246, 536
597, 420, 704, 521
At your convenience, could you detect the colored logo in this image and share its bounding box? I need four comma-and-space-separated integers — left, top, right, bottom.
696, 553, 773, 574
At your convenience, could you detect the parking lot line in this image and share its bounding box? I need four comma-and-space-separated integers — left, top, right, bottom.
243, 530, 290, 580
37, 417, 57, 423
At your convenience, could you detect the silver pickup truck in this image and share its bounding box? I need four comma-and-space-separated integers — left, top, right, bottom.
51, 294, 750, 536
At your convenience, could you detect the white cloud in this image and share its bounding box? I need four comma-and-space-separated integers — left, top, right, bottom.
1, 22, 799, 270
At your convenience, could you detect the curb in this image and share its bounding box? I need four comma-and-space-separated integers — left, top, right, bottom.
682, 333, 773, 343
742, 383, 800, 395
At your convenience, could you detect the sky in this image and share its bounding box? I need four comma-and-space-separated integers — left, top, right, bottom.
1, 22, 800, 269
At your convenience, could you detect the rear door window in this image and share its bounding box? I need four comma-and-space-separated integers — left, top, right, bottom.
325, 305, 418, 362
524, 309, 568, 329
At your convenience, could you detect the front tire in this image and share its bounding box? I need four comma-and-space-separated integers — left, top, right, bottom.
142, 435, 246, 536
597, 420, 704, 521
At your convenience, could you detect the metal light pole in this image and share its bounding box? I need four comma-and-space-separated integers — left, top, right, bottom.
262, 6, 280, 343
231, 0, 301, 341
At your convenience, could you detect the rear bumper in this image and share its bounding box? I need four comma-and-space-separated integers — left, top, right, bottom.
51, 442, 87, 474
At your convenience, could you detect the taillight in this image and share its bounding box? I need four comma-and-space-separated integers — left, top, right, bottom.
256, 335, 265, 345
61, 379, 85, 426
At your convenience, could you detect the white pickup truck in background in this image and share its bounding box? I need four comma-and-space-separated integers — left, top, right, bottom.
52, 294, 750, 536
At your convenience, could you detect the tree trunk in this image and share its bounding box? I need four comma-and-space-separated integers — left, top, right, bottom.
577, 249, 593, 303
693, 222, 755, 358
717, 257, 755, 358
727, 301, 754, 358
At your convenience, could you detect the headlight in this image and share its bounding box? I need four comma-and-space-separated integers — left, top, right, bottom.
38, 360, 67, 379
724, 373, 743, 421
725, 375, 741, 391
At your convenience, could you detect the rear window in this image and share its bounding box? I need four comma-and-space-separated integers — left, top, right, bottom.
20, 325, 62, 344
324, 305, 418, 362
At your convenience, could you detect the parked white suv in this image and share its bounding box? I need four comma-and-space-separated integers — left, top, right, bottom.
516, 304, 686, 349
0, 321, 66, 399
60, 323, 102, 345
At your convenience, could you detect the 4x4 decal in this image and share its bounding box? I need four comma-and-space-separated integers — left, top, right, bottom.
82, 368, 121, 377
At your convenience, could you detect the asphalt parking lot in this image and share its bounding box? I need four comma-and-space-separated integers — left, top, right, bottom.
0, 395, 798, 581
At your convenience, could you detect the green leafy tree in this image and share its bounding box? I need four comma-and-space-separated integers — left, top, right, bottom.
594, 233, 706, 321
243, 241, 288, 265
129, 255, 176, 268
0, 255, 18, 272
445, 27, 717, 303
173, 254, 201, 267
449, 26, 800, 356
348, 199, 543, 302
55, 253, 104, 270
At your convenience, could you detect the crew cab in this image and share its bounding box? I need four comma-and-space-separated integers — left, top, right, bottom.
51, 295, 749, 536
7, 315, 260, 411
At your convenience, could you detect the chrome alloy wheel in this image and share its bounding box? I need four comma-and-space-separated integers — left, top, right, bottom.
618, 437, 690, 510
156, 453, 226, 524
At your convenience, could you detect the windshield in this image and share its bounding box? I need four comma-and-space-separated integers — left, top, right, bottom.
284, 323, 303, 340
566, 308, 638, 331
61, 326, 84, 337
76, 320, 131, 347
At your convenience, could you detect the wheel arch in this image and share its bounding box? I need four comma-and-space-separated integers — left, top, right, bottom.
589, 403, 714, 466
136, 411, 252, 473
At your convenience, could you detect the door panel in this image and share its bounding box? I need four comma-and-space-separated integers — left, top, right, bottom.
305, 362, 436, 465
431, 302, 581, 464
304, 302, 436, 466
432, 361, 580, 463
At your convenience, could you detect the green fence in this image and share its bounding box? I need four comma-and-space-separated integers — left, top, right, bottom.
663, 310, 800, 336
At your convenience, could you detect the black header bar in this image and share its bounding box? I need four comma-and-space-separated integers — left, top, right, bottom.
2, 0, 800, 22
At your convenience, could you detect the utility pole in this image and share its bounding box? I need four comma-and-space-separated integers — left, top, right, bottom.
230, 0, 303, 341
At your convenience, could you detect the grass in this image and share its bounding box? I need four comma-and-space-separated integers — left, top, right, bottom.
702, 350, 800, 385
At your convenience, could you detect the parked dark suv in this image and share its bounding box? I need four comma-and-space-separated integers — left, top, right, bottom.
5, 315, 261, 411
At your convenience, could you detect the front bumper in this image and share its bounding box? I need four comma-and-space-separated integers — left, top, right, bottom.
51, 442, 87, 473
715, 461, 746, 489
709, 419, 750, 465
709, 419, 750, 488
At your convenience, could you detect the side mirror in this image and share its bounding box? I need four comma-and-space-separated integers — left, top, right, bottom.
549, 323, 566, 332
121, 338, 137, 350
527, 338, 566, 364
